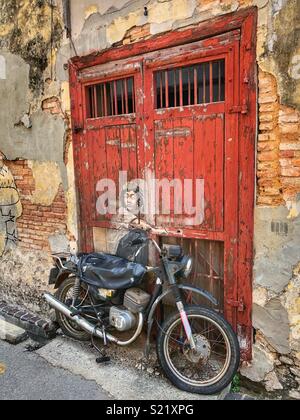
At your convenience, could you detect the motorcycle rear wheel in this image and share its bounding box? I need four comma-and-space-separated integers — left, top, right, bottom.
55, 277, 90, 342
156, 306, 240, 395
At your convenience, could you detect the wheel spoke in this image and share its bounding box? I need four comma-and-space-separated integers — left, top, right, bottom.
210, 350, 227, 358
164, 313, 232, 387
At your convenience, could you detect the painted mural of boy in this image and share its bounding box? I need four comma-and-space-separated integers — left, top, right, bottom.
105, 178, 149, 254
0, 153, 22, 256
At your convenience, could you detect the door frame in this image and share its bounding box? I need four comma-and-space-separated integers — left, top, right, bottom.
69, 7, 257, 360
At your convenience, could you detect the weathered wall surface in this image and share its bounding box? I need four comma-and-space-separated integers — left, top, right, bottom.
0, 0, 299, 396
0, 157, 22, 256
57, 0, 300, 395
0, 0, 78, 314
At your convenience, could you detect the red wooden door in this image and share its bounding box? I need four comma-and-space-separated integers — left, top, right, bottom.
142, 30, 240, 331
70, 9, 257, 360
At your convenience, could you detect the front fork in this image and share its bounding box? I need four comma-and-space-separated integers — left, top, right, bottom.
143, 257, 197, 357
173, 287, 196, 350
162, 257, 196, 349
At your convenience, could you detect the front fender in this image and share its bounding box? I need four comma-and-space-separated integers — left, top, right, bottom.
144, 284, 218, 358
147, 284, 218, 325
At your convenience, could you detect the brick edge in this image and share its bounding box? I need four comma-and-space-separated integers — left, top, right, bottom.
0, 301, 57, 340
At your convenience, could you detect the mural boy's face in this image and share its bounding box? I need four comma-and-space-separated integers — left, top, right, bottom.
124, 190, 140, 213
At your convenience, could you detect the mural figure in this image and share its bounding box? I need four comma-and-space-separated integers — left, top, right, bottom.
0, 153, 22, 256
107, 179, 146, 254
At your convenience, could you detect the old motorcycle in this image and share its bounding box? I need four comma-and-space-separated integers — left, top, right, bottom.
44, 229, 240, 395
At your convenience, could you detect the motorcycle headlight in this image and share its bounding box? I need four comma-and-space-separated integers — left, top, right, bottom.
183, 257, 193, 278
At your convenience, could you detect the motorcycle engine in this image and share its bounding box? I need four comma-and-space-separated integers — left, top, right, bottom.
109, 306, 136, 332
109, 288, 151, 332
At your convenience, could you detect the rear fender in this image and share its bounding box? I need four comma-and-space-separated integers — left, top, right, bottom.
53, 271, 74, 289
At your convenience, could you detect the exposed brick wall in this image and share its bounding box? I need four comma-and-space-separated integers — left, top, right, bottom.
6, 160, 67, 252
117, 24, 151, 46
257, 70, 283, 206
279, 106, 300, 203
42, 97, 62, 115
257, 70, 300, 206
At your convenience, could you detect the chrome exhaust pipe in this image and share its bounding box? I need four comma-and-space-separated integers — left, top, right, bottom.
44, 293, 143, 346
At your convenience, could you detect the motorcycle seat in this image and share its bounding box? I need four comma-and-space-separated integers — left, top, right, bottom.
80, 253, 147, 290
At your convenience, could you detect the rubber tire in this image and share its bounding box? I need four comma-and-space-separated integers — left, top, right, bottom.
156, 306, 240, 395
55, 277, 90, 342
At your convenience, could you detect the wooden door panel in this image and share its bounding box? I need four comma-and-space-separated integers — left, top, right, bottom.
154, 114, 224, 231
90, 124, 139, 222
161, 236, 225, 311
173, 117, 194, 228
89, 128, 107, 223
193, 114, 224, 232
120, 125, 138, 180
154, 118, 175, 226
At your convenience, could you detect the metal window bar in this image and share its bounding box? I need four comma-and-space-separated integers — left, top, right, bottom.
86, 76, 135, 118
155, 59, 225, 110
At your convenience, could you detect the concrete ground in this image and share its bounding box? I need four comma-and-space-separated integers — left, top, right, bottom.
36, 336, 229, 400
0, 335, 230, 400
0, 339, 111, 400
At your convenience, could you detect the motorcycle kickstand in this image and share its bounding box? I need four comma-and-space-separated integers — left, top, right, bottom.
90, 326, 111, 364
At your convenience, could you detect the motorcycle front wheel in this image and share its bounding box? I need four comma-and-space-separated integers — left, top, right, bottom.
156, 306, 240, 395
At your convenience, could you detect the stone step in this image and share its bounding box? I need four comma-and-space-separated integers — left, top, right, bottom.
0, 318, 28, 345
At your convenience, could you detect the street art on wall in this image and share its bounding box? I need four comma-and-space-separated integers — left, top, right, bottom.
0, 156, 22, 256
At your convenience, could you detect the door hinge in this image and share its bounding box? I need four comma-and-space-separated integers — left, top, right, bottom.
229, 101, 248, 115
227, 298, 245, 312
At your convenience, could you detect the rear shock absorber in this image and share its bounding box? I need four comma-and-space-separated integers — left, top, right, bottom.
72, 278, 81, 307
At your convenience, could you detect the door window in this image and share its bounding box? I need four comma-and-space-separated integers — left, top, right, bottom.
86, 76, 135, 118
155, 59, 225, 109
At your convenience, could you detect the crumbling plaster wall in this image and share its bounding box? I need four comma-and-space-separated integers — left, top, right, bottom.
0, 0, 78, 311
0, 0, 299, 395
0, 0, 78, 236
